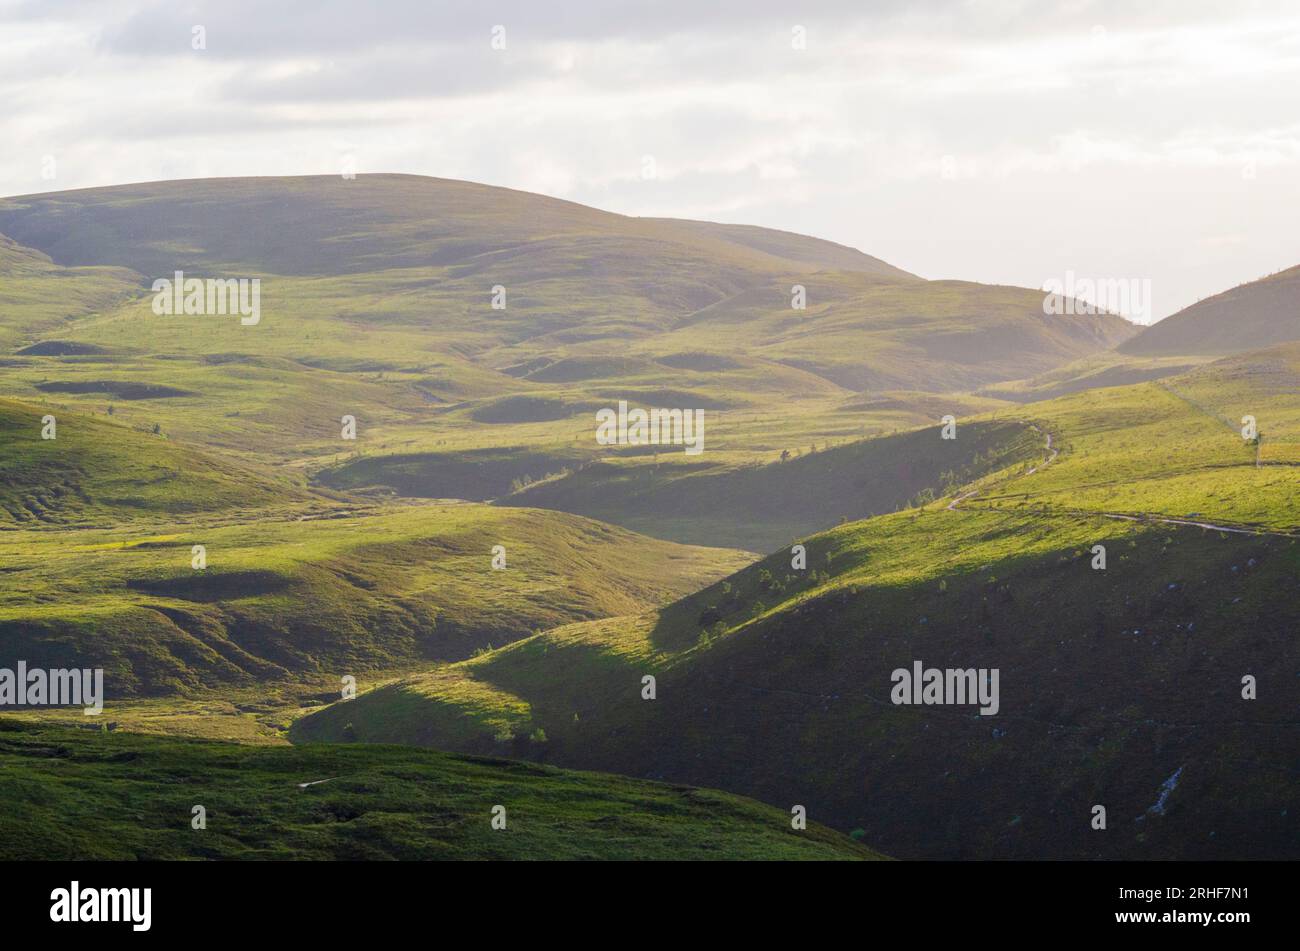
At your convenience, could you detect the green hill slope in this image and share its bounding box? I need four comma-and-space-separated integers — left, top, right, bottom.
294, 360, 1300, 859
977, 352, 1208, 403
501, 418, 1043, 549
0, 503, 748, 697
0, 396, 307, 525
646, 218, 917, 279
5, 174, 1291, 863
0, 233, 139, 350
1120, 264, 1300, 357
0, 174, 907, 280
0, 176, 1137, 537
966, 347, 1300, 528
294, 507, 1300, 860
0, 722, 881, 860
0, 175, 1135, 403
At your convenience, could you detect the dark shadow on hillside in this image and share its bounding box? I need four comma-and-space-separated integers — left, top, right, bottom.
504, 419, 1043, 550
35, 380, 194, 399
314, 445, 585, 500
127, 569, 292, 601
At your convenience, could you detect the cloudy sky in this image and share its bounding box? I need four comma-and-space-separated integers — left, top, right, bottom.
3, 0, 1299, 322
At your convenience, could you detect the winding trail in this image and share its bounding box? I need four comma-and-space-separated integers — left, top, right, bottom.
1095, 511, 1298, 537
946, 425, 1054, 511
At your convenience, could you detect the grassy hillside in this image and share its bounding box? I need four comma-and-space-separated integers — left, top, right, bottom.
967, 348, 1300, 530
294, 506, 1300, 860
0, 176, 1136, 602
501, 418, 1043, 549
645, 277, 1136, 392
2, 174, 1292, 863
645, 218, 917, 279
0, 502, 748, 697
294, 357, 1300, 859
0, 174, 914, 281
0, 176, 1133, 437
977, 352, 1209, 403
1121, 264, 1300, 357
0, 396, 309, 525
0, 722, 881, 860
0, 233, 139, 350
1174, 343, 1300, 464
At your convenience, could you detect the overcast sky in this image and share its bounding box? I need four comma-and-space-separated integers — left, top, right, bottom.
3, 0, 1299, 322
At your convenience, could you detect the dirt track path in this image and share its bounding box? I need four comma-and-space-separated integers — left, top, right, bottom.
945, 424, 1299, 539
946, 425, 1055, 511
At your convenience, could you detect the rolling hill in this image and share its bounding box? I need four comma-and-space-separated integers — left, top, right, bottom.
0, 175, 915, 281
3, 173, 1295, 864
0, 234, 138, 350
0, 494, 748, 697
500, 418, 1044, 549
1121, 264, 1300, 357
0, 175, 1135, 408
0, 721, 881, 860
295, 509, 1300, 860
0, 396, 308, 525
293, 354, 1300, 859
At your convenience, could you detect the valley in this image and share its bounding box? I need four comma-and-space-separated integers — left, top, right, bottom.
1, 175, 1296, 861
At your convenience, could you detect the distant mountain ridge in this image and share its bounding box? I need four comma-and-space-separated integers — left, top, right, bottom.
0, 174, 1135, 396
0, 174, 915, 280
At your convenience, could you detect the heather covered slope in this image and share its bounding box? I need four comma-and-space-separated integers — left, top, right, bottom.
1121, 264, 1300, 357
0, 175, 1135, 406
